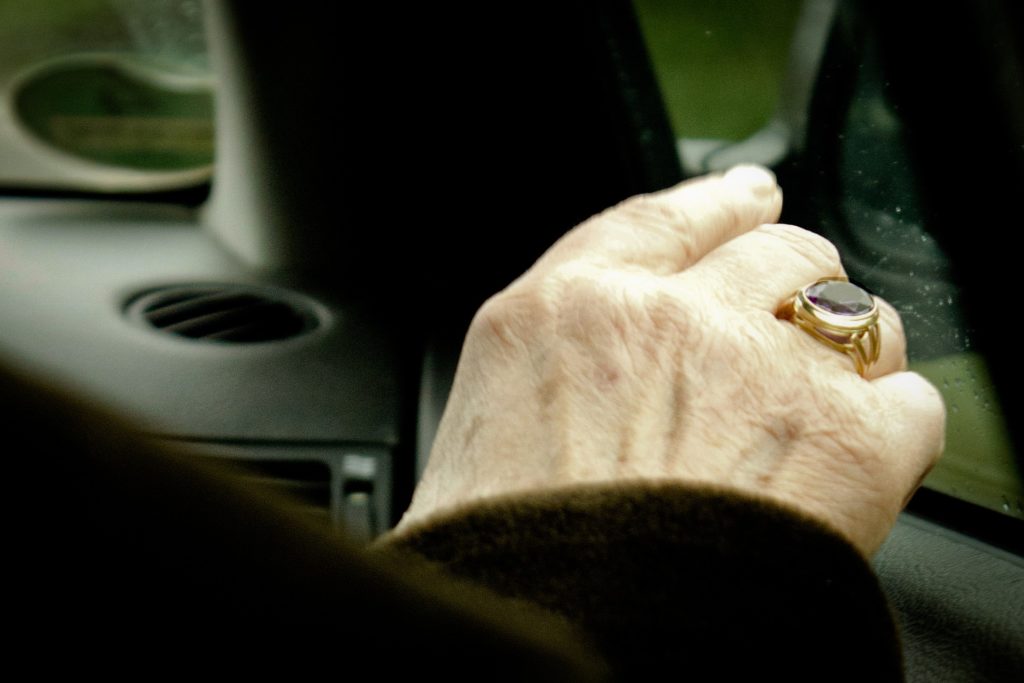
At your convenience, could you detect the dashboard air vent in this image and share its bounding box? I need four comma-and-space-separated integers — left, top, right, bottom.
127, 284, 319, 343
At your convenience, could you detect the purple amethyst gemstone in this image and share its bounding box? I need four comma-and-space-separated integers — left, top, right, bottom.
805, 281, 873, 315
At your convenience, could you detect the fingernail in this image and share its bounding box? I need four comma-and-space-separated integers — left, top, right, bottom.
724, 164, 778, 199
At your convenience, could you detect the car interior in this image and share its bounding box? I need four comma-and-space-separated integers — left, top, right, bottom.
0, 0, 1020, 677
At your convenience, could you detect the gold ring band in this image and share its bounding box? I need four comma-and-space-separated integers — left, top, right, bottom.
779, 278, 880, 377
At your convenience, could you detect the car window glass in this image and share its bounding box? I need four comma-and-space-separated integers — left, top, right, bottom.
834, 37, 1020, 520
635, 0, 1023, 521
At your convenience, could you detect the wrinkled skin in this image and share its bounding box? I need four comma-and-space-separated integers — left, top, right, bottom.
399, 166, 945, 555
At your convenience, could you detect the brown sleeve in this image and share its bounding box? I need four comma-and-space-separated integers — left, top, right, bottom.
4, 363, 605, 678
378, 483, 904, 682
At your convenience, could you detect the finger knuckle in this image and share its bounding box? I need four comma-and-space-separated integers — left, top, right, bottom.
912, 375, 948, 447
641, 288, 699, 349
617, 193, 684, 226
761, 224, 842, 271
553, 263, 698, 350
611, 194, 698, 263
549, 264, 620, 324
878, 299, 907, 336
470, 286, 552, 349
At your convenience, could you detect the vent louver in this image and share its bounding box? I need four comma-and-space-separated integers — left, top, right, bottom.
128, 285, 318, 343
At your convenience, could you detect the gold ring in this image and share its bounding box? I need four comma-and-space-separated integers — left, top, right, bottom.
779, 278, 880, 376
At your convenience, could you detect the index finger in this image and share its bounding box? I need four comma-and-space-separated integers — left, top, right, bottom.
532, 165, 783, 276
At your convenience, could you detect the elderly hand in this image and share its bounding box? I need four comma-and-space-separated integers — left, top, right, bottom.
398, 166, 945, 555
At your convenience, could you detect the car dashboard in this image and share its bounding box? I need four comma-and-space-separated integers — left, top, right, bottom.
0, 1, 1020, 678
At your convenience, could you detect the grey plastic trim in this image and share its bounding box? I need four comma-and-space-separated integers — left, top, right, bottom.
200, 0, 283, 268
877, 513, 1024, 682
173, 440, 395, 539
0, 199, 403, 444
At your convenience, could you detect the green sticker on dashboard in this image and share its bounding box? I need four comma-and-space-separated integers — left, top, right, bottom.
12, 58, 214, 171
